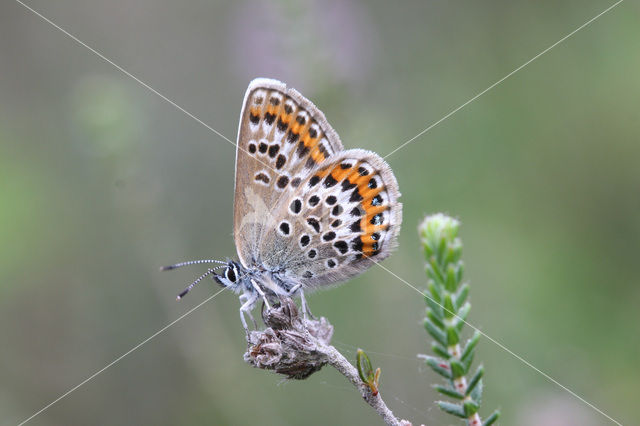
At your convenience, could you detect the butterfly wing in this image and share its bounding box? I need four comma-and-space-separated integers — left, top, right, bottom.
233, 78, 345, 266
258, 148, 402, 289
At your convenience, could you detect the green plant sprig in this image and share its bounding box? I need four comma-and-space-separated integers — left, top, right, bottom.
418, 214, 500, 426
356, 349, 381, 396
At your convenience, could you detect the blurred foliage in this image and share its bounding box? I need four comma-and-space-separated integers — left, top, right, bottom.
0, 1, 638, 425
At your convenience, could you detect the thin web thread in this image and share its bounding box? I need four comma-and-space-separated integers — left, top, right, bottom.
383, 0, 624, 160
16, 287, 227, 426
12, 1, 624, 425
332, 339, 421, 363
12, 0, 280, 175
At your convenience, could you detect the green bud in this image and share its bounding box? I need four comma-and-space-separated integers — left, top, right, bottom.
356, 349, 374, 384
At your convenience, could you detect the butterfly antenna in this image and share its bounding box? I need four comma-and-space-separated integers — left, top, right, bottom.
160, 259, 227, 271
176, 267, 223, 300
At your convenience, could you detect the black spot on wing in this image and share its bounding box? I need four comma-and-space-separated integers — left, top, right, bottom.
296, 142, 309, 158
333, 240, 348, 254
277, 175, 289, 189
349, 189, 363, 203
324, 174, 338, 188
264, 112, 276, 125
307, 218, 320, 233
254, 173, 269, 184
290, 199, 302, 214
268, 144, 280, 158
322, 232, 336, 241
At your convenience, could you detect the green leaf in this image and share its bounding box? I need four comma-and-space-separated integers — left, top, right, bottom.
424, 356, 452, 379
356, 349, 373, 383
455, 261, 465, 284
436, 236, 447, 265
461, 348, 475, 374
425, 296, 444, 319
426, 309, 444, 329
454, 284, 469, 310
455, 302, 471, 332
425, 319, 448, 347
431, 342, 450, 359
446, 325, 460, 346
445, 264, 457, 292
461, 332, 480, 364
434, 384, 464, 400
483, 411, 500, 426
444, 243, 459, 265
443, 293, 455, 319
436, 401, 466, 418
449, 239, 463, 263
466, 366, 484, 396
463, 399, 479, 416
428, 281, 442, 303
428, 257, 446, 285
449, 359, 465, 379
470, 377, 483, 403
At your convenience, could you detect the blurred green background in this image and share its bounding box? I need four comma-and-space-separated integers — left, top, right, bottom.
1, 1, 638, 425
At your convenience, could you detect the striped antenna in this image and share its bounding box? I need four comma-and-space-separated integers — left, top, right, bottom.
176, 266, 224, 300
160, 259, 227, 271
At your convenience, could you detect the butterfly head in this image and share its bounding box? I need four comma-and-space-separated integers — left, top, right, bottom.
161, 258, 248, 299
213, 260, 246, 291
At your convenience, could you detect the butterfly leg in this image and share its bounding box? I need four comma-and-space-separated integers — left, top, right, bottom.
250, 278, 271, 311
284, 284, 314, 320
239, 291, 258, 332
298, 288, 316, 321
239, 293, 258, 329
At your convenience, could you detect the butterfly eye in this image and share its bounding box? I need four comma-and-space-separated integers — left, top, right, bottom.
225, 267, 237, 283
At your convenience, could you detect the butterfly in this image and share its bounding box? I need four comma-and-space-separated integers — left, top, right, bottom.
163, 78, 402, 330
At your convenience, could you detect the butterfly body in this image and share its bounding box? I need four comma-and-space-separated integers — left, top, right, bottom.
168, 78, 402, 330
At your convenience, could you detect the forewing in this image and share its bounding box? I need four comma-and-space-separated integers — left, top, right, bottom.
258, 149, 402, 289
233, 78, 344, 266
